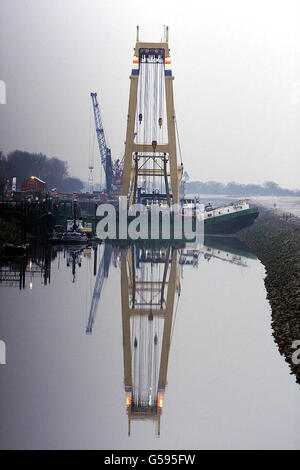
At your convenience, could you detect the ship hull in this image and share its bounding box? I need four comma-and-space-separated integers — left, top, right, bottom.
204, 207, 259, 235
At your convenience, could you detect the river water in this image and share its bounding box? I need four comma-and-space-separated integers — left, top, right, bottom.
250, 196, 300, 217
0, 239, 299, 450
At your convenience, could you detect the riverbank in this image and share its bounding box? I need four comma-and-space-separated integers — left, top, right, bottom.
237, 205, 300, 385
0, 200, 54, 251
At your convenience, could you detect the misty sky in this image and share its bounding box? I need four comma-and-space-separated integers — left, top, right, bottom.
0, 0, 299, 189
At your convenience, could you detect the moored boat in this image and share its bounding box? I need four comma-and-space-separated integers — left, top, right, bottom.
49, 225, 64, 244
181, 198, 259, 235
203, 200, 259, 234
61, 231, 88, 244
67, 217, 93, 238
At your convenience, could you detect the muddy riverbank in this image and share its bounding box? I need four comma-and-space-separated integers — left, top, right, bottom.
237, 206, 300, 385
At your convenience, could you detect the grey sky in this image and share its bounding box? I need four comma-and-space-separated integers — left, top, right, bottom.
0, 0, 299, 189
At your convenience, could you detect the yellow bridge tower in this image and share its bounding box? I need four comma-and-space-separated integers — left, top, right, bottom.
122, 26, 183, 207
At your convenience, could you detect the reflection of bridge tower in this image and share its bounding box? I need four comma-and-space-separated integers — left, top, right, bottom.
122, 26, 183, 207
120, 244, 180, 436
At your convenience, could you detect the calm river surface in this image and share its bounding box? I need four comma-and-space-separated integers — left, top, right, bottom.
0, 239, 299, 449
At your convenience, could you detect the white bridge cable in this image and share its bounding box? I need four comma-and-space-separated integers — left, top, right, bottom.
134, 57, 170, 194
174, 110, 183, 165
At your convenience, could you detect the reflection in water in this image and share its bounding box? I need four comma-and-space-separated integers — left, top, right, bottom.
86, 244, 112, 334
86, 238, 253, 436
0, 245, 52, 289
0, 237, 255, 437
179, 241, 252, 268
118, 239, 254, 436
66, 246, 84, 283
120, 244, 181, 436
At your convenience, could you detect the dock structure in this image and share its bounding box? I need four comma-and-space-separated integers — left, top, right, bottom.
122, 26, 183, 207
120, 243, 181, 436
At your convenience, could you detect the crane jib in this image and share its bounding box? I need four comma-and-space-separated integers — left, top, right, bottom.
91, 92, 113, 194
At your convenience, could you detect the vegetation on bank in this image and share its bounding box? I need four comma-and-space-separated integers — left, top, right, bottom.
237, 206, 300, 385
0, 217, 20, 246
0, 149, 84, 194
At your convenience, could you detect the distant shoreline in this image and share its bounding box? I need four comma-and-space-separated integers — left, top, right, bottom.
184, 180, 300, 198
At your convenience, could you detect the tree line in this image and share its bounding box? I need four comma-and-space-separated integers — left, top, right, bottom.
0, 149, 84, 194
182, 177, 300, 197
0, 151, 298, 197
